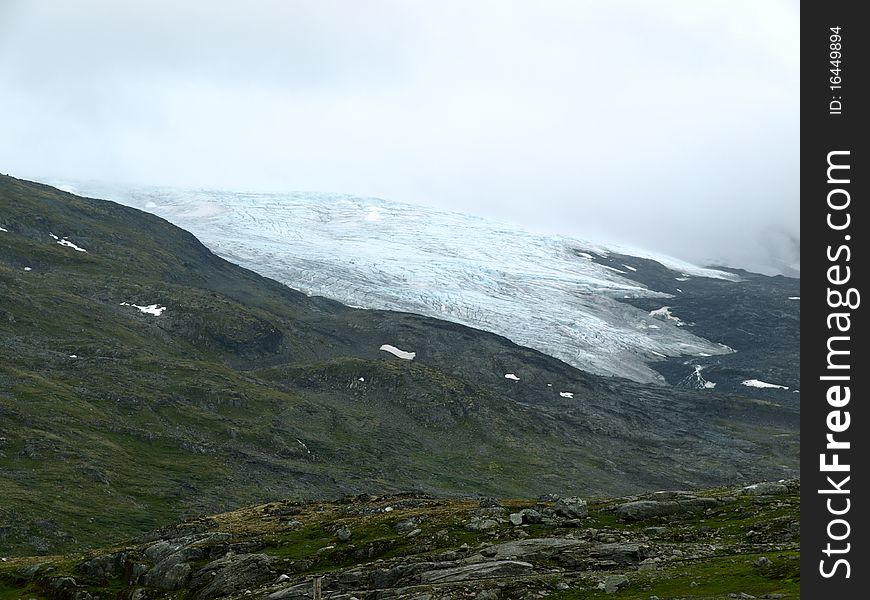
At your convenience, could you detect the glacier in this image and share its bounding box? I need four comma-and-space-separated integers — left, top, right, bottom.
49, 181, 736, 382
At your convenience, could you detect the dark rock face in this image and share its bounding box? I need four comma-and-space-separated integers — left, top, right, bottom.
601, 251, 800, 406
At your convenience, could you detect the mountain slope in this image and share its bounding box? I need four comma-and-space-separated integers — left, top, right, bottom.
44, 182, 752, 384
0, 176, 797, 556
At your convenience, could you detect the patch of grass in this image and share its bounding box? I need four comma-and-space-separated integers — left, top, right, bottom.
548, 551, 799, 599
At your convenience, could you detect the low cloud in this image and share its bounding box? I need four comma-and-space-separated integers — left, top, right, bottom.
0, 0, 799, 275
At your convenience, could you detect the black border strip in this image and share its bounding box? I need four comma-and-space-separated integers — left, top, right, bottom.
802, 3, 868, 596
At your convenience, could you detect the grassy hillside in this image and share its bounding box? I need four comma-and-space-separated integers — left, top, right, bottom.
0, 175, 798, 556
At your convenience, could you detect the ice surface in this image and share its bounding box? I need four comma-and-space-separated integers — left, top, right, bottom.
380, 344, 416, 360
649, 306, 682, 324
51, 232, 87, 252
741, 379, 789, 390
120, 302, 166, 316
559, 392, 574, 398
51, 181, 738, 382
57, 238, 87, 252
504, 373, 520, 381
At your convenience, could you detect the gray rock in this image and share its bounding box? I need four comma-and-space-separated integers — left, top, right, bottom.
141, 540, 209, 591
509, 508, 542, 525
615, 498, 718, 521
131, 563, 148, 583
395, 518, 419, 535
554, 497, 588, 519
144, 540, 177, 563
521, 509, 542, 524
336, 526, 352, 542
615, 501, 682, 521
420, 560, 534, 583
681, 497, 720, 511
143, 532, 230, 564
476, 589, 500, 600
479, 497, 502, 508
49, 576, 77, 589
740, 482, 789, 496
265, 582, 311, 600
603, 575, 629, 594
591, 543, 648, 565
126, 589, 149, 600
192, 553, 274, 600
77, 551, 127, 579
142, 561, 192, 590
476, 537, 585, 561
465, 518, 499, 532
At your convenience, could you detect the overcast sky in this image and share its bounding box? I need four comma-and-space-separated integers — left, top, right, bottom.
0, 0, 799, 275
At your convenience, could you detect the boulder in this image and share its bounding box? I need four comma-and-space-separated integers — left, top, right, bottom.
77, 551, 127, 579
615, 498, 719, 521
590, 543, 648, 565
554, 497, 588, 519
740, 482, 789, 496
603, 574, 629, 594
509, 509, 542, 525
615, 501, 681, 521
465, 518, 499, 532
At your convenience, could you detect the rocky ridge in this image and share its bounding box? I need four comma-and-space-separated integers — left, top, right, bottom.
0, 481, 800, 600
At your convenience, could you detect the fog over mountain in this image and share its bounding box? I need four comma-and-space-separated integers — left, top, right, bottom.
0, 0, 799, 275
